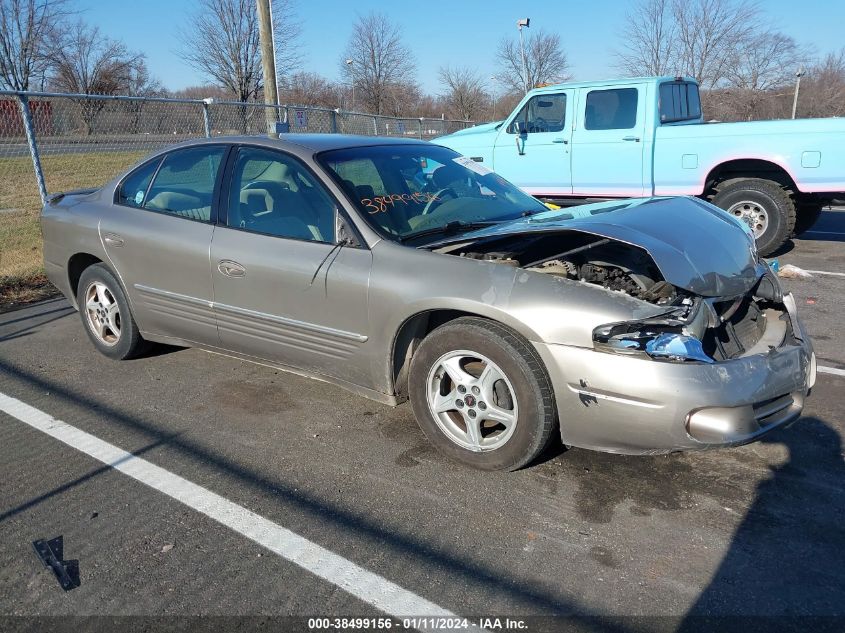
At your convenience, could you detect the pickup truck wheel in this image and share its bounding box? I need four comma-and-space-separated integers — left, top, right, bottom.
792, 203, 824, 237
77, 264, 148, 360
711, 178, 795, 256
408, 317, 557, 471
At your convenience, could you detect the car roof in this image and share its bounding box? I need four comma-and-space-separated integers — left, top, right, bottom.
169, 133, 430, 155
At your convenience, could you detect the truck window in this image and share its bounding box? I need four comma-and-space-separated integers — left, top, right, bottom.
659, 82, 701, 122
507, 93, 566, 134
584, 88, 638, 130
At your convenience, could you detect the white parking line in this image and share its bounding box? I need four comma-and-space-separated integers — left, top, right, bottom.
0, 392, 463, 621
818, 365, 845, 377
804, 270, 845, 278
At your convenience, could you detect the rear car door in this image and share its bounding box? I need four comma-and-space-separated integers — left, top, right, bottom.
101, 144, 228, 345
492, 92, 572, 196
570, 84, 647, 197
210, 145, 372, 385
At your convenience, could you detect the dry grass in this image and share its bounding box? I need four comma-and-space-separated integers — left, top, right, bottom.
0, 150, 144, 307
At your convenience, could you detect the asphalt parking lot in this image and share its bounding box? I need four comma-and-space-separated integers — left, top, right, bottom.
1, 209, 844, 631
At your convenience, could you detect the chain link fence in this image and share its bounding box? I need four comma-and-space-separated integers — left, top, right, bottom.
0, 90, 474, 288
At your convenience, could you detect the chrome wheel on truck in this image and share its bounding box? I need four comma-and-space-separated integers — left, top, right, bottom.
711, 177, 796, 256
726, 200, 769, 238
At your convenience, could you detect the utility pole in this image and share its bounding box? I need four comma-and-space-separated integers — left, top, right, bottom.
792, 66, 806, 120
257, 0, 279, 136
517, 18, 530, 94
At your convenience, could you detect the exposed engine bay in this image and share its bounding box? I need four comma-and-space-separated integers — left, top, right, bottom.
438, 230, 792, 362
445, 231, 681, 305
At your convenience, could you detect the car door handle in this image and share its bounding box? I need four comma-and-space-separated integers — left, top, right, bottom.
218, 260, 246, 278
622, 136, 640, 142
103, 233, 124, 247
552, 137, 568, 144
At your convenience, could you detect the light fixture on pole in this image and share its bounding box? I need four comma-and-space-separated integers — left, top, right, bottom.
345, 59, 355, 112
517, 18, 530, 94
792, 66, 805, 120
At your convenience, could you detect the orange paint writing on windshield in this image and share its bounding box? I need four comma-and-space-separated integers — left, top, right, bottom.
361, 191, 441, 214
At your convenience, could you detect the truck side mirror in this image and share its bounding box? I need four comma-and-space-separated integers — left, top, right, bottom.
516, 120, 528, 135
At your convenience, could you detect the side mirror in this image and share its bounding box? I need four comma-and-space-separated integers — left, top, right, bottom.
516, 120, 528, 135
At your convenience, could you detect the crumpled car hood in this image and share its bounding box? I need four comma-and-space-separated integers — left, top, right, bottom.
429, 197, 762, 297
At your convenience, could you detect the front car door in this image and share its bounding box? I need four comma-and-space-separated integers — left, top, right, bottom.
570, 83, 647, 197
492, 92, 573, 197
100, 144, 228, 345
210, 145, 372, 386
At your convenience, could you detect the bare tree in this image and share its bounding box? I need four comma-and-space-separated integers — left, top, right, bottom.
280, 71, 341, 108
342, 12, 415, 115
177, 0, 301, 102
49, 20, 143, 133
673, 0, 758, 88
495, 29, 570, 94
615, 0, 676, 76
800, 49, 845, 118
438, 66, 488, 121
721, 31, 802, 119
0, 0, 70, 90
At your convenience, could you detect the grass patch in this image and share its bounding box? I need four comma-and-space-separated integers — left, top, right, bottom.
0, 150, 144, 307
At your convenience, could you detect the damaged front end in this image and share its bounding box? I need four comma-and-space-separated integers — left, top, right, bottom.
428, 197, 792, 366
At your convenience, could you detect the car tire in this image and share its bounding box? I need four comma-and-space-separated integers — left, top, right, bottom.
408, 317, 557, 471
76, 264, 148, 360
711, 178, 796, 256
792, 202, 824, 237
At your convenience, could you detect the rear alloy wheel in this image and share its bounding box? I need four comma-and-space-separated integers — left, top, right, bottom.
409, 317, 556, 471
711, 178, 796, 256
76, 264, 148, 360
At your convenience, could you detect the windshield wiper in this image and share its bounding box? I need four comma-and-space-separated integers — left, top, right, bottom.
398, 220, 500, 244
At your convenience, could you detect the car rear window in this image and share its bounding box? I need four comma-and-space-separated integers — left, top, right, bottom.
659, 82, 702, 123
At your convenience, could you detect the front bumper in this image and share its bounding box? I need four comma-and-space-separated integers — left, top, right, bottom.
533, 295, 815, 455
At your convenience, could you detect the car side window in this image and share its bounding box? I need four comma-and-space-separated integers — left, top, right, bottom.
659, 82, 702, 123
584, 88, 638, 130
143, 146, 226, 222
116, 158, 162, 208
508, 93, 566, 133
227, 147, 336, 243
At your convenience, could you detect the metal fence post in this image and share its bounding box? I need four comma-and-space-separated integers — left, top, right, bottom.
17, 93, 48, 206
202, 98, 213, 138
331, 109, 338, 133
372, 116, 378, 135
418, 118, 423, 140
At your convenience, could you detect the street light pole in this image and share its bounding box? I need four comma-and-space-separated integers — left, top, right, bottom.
345, 59, 355, 112
490, 76, 497, 120
792, 66, 805, 120
517, 18, 530, 94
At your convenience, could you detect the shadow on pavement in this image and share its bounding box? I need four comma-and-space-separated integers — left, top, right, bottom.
0, 357, 628, 626
679, 416, 845, 631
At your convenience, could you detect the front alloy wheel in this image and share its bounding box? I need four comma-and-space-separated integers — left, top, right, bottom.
409, 317, 557, 471
426, 350, 518, 452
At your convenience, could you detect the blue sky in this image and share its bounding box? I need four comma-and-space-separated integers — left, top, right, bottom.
79, 0, 843, 94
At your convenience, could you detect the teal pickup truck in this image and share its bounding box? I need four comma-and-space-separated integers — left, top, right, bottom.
435, 76, 845, 255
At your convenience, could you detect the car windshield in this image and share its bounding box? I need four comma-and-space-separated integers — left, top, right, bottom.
318, 144, 547, 243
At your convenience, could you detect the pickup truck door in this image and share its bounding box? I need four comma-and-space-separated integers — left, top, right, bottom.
570, 84, 647, 197
492, 91, 572, 197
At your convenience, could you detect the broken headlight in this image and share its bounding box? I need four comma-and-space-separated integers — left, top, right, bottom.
593, 303, 714, 363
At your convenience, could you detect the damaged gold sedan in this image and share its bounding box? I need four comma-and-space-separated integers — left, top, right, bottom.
41, 136, 816, 470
